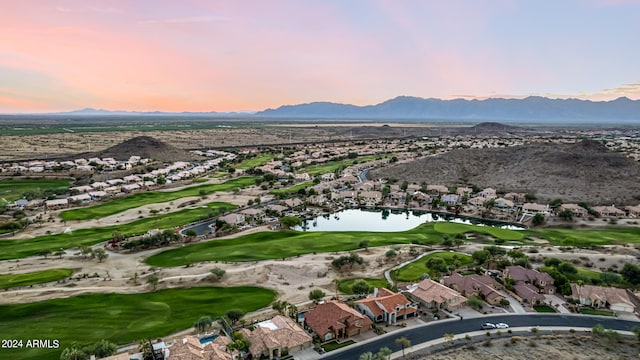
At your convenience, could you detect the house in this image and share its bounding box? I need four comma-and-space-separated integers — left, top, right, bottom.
426, 185, 449, 194
569, 284, 638, 313
592, 205, 625, 218
504, 192, 526, 203
44, 198, 68, 210
355, 288, 417, 325
405, 279, 467, 311
478, 188, 496, 199
218, 213, 246, 226
284, 198, 303, 208
359, 191, 383, 207
68, 193, 92, 204
88, 191, 108, 201
467, 197, 486, 207
493, 198, 514, 210
513, 283, 545, 304
321, 173, 335, 181
504, 265, 555, 294
440, 194, 460, 206
442, 273, 505, 305
625, 205, 640, 218
238, 315, 312, 359
121, 183, 141, 193
522, 203, 549, 215
456, 187, 472, 197
304, 300, 372, 341
70, 185, 93, 193
558, 203, 588, 217
167, 335, 232, 360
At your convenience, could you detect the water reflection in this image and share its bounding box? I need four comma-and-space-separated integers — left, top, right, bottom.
295, 208, 523, 232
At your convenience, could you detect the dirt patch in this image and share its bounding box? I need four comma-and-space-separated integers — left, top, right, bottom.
413, 334, 639, 360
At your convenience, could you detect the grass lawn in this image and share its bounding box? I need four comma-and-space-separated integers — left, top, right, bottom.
579, 308, 615, 316
0, 269, 73, 290
434, 222, 525, 241
270, 181, 314, 197
235, 154, 274, 170
533, 305, 557, 313
0, 178, 70, 203
394, 251, 473, 282
60, 177, 256, 220
147, 223, 447, 267
0, 202, 235, 261
531, 227, 640, 246
322, 340, 355, 352
0, 286, 275, 360
337, 278, 391, 294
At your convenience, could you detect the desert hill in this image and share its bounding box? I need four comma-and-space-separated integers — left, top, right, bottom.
92, 136, 202, 162
369, 140, 640, 205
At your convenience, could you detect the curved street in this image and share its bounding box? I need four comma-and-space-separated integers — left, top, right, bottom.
321, 314, 640, 359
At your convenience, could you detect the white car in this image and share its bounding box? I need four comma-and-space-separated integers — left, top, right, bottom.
481, 322, 496, 330
495, 322, 509, 329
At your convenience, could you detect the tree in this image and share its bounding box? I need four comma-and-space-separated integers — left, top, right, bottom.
472, 249, 489, 265
281, 215, 302, 229
359, 240, 370, 250
524, 193, 537, 202
227, 331, 251, 353
376, 347, 392, 360
272, 300, 289, 315
558, 209, 573, 221
211, 267, 226, 280
138, 339, 154, 360
287, 303, 298, 319
395, 336, 411, 358
79, 245, 92, 259
94, 248, 108, 262
622, 263, 640, 285
359, 352, 375, 360
112, 230, 125, 243
441, 236, 453, 248
467, 295, 484, 310
400, 180, 409, 192
54, 248, 66, 259
185, 229, 198, 238
558, 261, 578, 275
226, 309, 245, 324
195, 316, 213, 332
309, 289, 326, 303
453, 234, 465, 248
544, 257, 562, 267
385, 249, 397, 258
549, 198, 563, 208
60, 343, 87, 360
147, 274, 159, 290
351, 280, 372, 295
532, 213, 545, 226
88, 339, 117, 358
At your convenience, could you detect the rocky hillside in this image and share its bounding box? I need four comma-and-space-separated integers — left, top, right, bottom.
369, 140, 640, 205
92, 136, 203, 162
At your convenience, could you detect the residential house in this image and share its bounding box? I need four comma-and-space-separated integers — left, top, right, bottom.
88, 191, 107, 201
569, 284, 638, 313
440, 194, 460, 206
68, 193, 92, 204
479, 188, 496, 199
456, 187, 473, 197
355, 288, 417, 325
625, 205, 640, 218
218, 213, 246, 226
558, 203, 588, 217
238, 315, 312, 359
513, 283, 545, 304
121, 183, 141, 193
44, 198, 68, 210
592, 205, 625, 218
522, 203, 549, 215
467, 197, 486, 207
167, 335, 232, 360
427, 185, 449, 194
443, 273, 505, 306
70, 185, 93, 193
240, 208, 264, 222
504, 192, 526, 203
320, 173, 335, 181
304, 301, 372, 341
504, 265, 555, 294
359, 191, 383, 207
405, 279, 467, 311
493, 198, 514, 210
284, 198, 303, 209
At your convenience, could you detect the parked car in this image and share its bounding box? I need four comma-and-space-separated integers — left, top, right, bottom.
481, 322, 496, 330
495, 322, 509, 329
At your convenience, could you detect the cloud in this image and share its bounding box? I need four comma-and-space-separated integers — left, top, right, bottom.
138, 16, 227, 25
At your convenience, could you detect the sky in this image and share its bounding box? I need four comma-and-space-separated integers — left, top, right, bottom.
0, 0, 639, 113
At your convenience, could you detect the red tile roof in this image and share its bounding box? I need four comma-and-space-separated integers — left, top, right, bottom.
304, 301, 372, 337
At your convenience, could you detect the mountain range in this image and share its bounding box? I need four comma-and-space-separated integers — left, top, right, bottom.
22, 96, 640, 123
256, 96, 640, 122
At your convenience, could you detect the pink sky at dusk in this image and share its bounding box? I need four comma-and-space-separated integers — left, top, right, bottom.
0, 0, 639, 113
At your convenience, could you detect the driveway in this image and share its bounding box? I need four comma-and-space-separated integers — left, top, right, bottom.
500, 290, 527, 314
543, 294, 571, 314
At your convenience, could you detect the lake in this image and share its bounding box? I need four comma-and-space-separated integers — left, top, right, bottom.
295, 208, 523, 232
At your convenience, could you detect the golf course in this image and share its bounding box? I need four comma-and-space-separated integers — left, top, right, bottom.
0, 268, 74, 290
0, 286, 276, 360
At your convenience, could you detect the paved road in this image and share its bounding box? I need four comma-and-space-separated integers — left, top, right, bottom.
321, 314, 640, 360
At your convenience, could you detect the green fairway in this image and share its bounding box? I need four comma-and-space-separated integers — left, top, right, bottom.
337, 278, 391, 294
531, 227, 640, 246
146, 223, 445, 267
394, 251, 473, 282
0, 269, 73, 290
235, 154, 274, 170
270, 181, 314, 197
0, 286, 275, 360
0, 178, 70, 203
60, 177, 256, 220
433, 222, 525, 241
0, 202, 234, 261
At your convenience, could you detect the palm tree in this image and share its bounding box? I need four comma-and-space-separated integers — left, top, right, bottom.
395, 337, 411, 358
